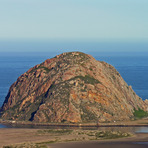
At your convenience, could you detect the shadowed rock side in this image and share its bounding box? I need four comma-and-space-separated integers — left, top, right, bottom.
0, 52, 147, 123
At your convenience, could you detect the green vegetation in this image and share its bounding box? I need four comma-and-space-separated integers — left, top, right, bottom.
95, 131, 130, 139
133, 108, 148, 119
3, 143, 47, 148
72, 75, 101, 85
29, 65, 50, 74
60, 52, 91, 65
36, 140, 58, 145
89, 67, 93, 71
3, 129, 132, 148
37, 129, 73, 135
39, 66, 50, 73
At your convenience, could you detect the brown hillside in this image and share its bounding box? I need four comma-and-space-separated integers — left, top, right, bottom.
0, 52, 147, 123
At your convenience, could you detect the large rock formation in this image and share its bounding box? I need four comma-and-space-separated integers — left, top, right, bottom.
0, 52, 147, 123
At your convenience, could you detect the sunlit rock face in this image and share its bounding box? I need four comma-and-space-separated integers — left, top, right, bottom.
1, 52, 147, 123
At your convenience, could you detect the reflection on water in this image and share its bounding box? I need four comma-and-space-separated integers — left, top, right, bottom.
135, 127, 148, 133
135, 142, 148, 145
0, 123, 148, 133
98, 127, 148, 133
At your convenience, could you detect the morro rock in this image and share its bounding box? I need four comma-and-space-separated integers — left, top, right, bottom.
0, 52, 147, 123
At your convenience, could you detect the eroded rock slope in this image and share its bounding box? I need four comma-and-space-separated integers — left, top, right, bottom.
0, 52, 147, 123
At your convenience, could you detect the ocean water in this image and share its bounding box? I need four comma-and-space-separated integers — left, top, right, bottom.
0, 124, 7, 128
0, 52, 148, 108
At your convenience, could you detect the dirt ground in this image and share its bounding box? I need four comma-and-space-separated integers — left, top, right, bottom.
0, 128, 54, 147
0, 128, 148, 148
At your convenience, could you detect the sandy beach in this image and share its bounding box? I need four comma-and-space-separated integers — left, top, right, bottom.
50, 132, 148, 148
0, 128, 148, 148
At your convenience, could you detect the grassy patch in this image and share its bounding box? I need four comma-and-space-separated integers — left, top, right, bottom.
133, 108, 148, 119
3, 143, 47, 148
37, 129, 73, 135
3, 130, 132, 148
29, 65, 50, 74
72, 75, 101, 85
95, 131, 130, 139
139, 122, 148, 125
36, 140, 57, 145
39, 66, 50, 73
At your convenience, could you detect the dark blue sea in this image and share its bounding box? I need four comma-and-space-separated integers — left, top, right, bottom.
0, 51, 148, 128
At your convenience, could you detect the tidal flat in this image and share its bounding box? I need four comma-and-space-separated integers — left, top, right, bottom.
0, 128, 148, 148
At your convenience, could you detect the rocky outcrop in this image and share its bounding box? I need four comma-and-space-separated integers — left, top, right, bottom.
0, 52, 147, 123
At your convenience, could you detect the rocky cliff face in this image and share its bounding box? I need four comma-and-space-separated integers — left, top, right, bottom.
0, 52, 147, 123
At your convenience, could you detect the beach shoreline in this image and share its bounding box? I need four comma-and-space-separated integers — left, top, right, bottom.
0, 119, 148, 147
1, 118, 148, 128
0, 128, 148, 148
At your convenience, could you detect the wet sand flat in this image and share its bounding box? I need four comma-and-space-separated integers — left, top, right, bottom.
50, 141, 148, 148
0, 128, 148, 148
0, 128, 56, 147
50, 133, 148, 148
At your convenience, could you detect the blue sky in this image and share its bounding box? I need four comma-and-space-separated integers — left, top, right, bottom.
0, 0, 148, 52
